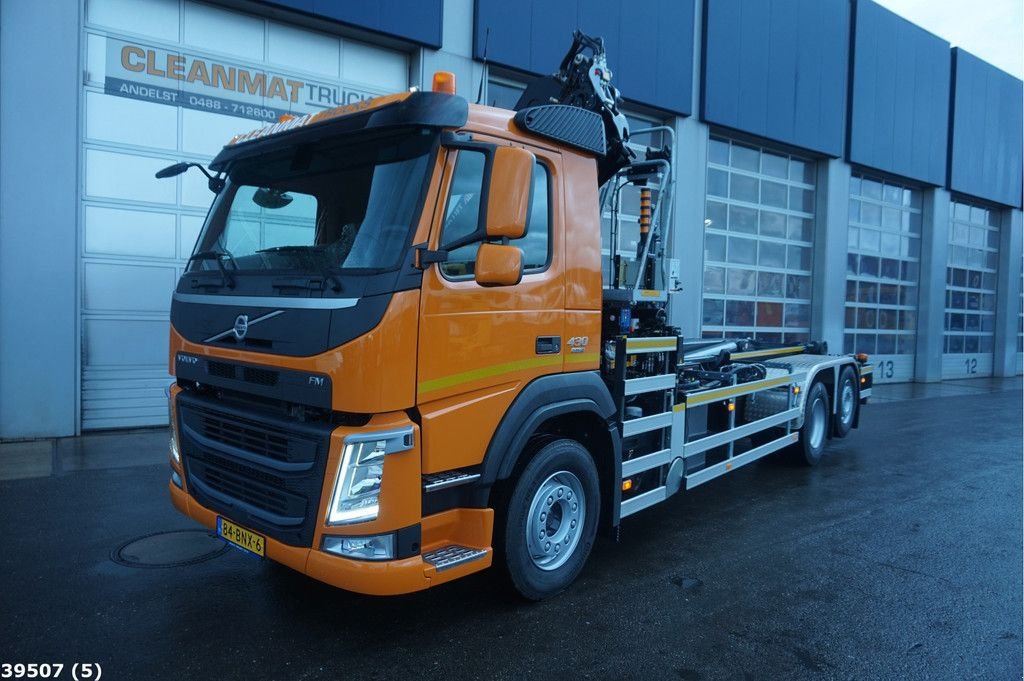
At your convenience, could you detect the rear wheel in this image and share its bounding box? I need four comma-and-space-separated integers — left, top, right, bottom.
833, 366, 858, 438
498, 438, 600, 601
794, 381, 829, 466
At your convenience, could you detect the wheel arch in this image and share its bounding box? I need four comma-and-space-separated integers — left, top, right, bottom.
479, 371, 622, 531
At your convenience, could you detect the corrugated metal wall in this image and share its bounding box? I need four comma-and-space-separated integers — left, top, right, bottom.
473, 0, 695, 115
259, 0, 444, 48
847, 0, 950, 186
701, 0, 850, 157
949, 48, 1024, 209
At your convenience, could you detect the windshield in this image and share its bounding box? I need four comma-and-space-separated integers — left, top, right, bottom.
189, 129, 435, 275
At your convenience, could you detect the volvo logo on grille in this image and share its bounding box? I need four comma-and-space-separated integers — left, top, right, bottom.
203, 310, 285, 344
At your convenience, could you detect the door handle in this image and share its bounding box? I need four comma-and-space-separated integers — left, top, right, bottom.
536, 336, 561, 355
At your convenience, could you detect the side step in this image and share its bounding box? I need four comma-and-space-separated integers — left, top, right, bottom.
423, 545, 488, 571
422, 470, 480, 492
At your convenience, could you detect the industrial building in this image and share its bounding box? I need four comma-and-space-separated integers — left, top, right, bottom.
0, 0, 1020, 439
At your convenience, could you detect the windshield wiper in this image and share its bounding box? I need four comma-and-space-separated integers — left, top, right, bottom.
188, 250, 237, 289
257, 246, 341, 292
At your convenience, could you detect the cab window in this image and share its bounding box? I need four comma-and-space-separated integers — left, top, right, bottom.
439, 150, 550, 278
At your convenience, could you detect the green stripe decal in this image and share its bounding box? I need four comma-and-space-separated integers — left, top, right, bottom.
566, 352, 600, 364
418, 355, 564, 395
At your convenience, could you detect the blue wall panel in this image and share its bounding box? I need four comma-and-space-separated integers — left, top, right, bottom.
848, 0, 949, 186
702, 0, 850, 157
949, 48, 1023, 208
474, 0, 695, 115
260, 0, 443, 48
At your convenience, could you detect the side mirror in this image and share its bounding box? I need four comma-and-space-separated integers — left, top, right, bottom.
155, 161, 225, 193
485, 146, 534, 240
474, 243, 522, 287
155, 162, 191, 179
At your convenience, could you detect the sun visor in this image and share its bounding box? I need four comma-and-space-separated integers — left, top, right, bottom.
210, 91, 468, 171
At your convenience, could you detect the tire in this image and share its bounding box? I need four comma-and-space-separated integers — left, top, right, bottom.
832, 366, 858, 438
497, 438, 600, 601
793, 381, 829, 466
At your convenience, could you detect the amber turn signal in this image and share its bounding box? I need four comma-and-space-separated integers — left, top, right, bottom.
622, 479, 633, 492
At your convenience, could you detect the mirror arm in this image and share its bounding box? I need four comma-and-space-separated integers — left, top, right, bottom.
413, 243, 449, 269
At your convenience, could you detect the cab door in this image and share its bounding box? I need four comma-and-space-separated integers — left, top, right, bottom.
416, 139, 565, 473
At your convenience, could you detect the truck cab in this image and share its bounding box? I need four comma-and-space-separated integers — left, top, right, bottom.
166, 71, 871, 600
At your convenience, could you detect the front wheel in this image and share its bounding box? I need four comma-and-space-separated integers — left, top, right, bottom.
499, 438, 600, 601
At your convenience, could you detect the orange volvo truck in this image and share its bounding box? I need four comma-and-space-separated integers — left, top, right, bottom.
161, 33, 872, 600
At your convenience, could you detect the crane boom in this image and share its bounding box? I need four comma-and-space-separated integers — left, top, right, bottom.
514, 30, 634, 184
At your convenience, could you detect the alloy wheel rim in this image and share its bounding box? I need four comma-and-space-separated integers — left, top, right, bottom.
809, 396, 827, 450
841, 382, 855, 423
526, 470, 585, 571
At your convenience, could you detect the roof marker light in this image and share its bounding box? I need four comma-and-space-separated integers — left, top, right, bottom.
432, 71, 456, 95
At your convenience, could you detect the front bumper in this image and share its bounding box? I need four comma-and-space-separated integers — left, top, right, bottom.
168, 384, 494, 595
170, 476, 493, 596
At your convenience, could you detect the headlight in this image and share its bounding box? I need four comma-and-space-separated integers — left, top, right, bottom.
327, 428, 413, 525
166, 384, 180, 465
322, 534, 395, 561
170, 428, 181, 465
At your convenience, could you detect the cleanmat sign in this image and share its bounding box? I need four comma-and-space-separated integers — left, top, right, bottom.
104, 38, 386, 122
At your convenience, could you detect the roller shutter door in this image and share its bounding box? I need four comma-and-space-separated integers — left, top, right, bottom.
81, 0, 408, 429
941, 200, 1000, 378
844, 174, 922, 383
702, 136, 816, 344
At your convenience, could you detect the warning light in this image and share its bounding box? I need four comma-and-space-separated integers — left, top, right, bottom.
727, 402, 735, 412
278, 113, 296, 123
431, 71, 456, 95
856, 352, 870, 363
793, 386, 801, 394
622, 479, 633, 492
861, 377, 867, 384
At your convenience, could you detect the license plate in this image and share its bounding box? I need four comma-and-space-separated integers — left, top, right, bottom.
217, 517, 265, 557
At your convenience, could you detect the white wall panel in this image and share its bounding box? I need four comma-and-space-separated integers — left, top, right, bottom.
86, 92, 178, 150
181, 108, 251, 157
179, 215, 205, 259
343, 41, 408, 90
86, 0, 179, 42
85, 33, 106, 86
86, 149, 177, 204
84, 318, 169, 366
83, 262, 176, 312
85, 206, 176, 258
181, 169, 214, 208
183, 1, 263, 61
268, 21, 340, 77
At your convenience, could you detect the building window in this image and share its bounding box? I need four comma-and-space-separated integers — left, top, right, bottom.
486, 78, 524, 110
702, 136, 816, 344
844, 175, 922, 381
944, 201, 999, 356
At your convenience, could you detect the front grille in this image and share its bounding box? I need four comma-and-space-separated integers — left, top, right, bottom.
208, 361, 236, 379
206, 360, 280, 387
243, 367, 279, 386
177, 391, 333, 547
199, 411, 294, 463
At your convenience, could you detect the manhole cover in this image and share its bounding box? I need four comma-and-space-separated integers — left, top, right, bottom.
111, 530, 230, 569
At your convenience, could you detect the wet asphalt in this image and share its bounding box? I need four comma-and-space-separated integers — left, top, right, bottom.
1, 387, 1021, 680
